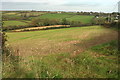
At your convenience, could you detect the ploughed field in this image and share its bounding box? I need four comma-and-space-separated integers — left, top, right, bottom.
4, 26, 118, 78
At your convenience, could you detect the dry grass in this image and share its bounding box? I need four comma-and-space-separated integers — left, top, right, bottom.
7, 26, 118, 57
3, 26, 118, 78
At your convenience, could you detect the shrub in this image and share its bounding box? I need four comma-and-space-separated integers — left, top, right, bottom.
70, 21, 82, 27
103, 22, 119, 28
61, 18, 69, 25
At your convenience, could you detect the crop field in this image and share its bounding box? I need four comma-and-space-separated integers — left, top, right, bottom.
3, 26, 118, 78
3, 21, 29, 27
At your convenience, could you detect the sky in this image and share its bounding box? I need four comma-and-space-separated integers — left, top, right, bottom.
1, 0, 119, 13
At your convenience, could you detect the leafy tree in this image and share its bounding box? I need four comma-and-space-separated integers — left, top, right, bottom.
70, 21, 82, 27
1, 32, 7, 54
61, 18, 68, 25
31, 18, 44, 26
92, 17, 106, 25
1, 22, 8, 54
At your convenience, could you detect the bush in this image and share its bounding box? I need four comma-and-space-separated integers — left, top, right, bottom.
61, 18, 69, 25
30, 18, 61, 27
3, 25, 34, 31
92, 17, 106, 25
1, 32, 11, 56
103, 22, 119, 28
41, 26, 70, 30
70, 21, 82, 27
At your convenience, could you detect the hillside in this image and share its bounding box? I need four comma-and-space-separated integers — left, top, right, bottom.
3, 26, 118, 78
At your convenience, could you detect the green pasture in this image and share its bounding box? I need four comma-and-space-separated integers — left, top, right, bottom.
67, 15, 94, 23
38, 13, 94, 23
3, 12, 95, 27
38, 13, 73, 20
3, 21, 28, 27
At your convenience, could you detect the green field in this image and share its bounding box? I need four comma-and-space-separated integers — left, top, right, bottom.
33, 13, 94, 23
3, 26, 118, 78
3, 12, 94, 27
2, 11, 46, 27
67, 15, 94, 23
38, 13, 73, 20
3, 11, 46, 17
3, 13, 22, 19
3, 21, 28, 27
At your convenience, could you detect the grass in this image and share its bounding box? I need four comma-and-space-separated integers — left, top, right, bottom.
3, 13, 21, 19
6, 26, 117, 43
67, 15, 94, 23
36, 13, 94, 23
3, 41, 118, 78
3, 12, 94, 27
2, 11, 46, 27
4, 12, 18, 15
38, 13, 73, 20
3, 26, 118, 78
3, 21, 28, 27
91, 40, 118, 56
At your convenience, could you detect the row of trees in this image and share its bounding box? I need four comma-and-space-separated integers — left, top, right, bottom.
31, 18, 60, 26
2, 18, 86, 31
3, 14, 119, 31
2, 11, 46, 21
103, 21, 120, 28
30, 18, 87, 27
3, 24, 34, 31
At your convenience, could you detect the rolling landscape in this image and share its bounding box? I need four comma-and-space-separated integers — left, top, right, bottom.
1, 0, 119, 79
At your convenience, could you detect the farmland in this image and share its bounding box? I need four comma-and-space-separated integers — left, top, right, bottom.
2, 11, 47, 27
37, 13, 73, 20
2, 11, 119, 78
67, 15, 94, 23
3, 26, 118, 78
2, 12, 94, 28
3, 21, 29, 27
37, 13, 94, 23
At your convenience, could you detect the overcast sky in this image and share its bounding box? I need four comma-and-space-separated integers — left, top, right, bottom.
1, 0, 119, 13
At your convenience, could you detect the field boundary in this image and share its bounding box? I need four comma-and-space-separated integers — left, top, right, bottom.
11, 25, 70, 32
